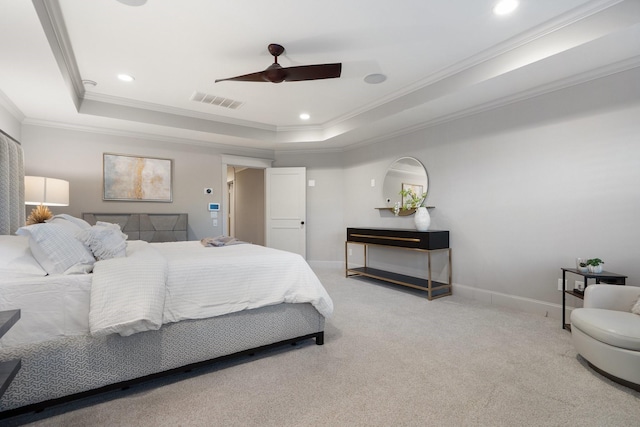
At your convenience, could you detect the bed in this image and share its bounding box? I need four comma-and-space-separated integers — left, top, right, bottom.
0, 211, 332, 418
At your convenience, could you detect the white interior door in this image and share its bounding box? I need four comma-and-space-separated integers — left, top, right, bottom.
265, 167, 306, 258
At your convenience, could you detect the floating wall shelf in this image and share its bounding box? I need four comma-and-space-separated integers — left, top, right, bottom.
375, 206, 435, 216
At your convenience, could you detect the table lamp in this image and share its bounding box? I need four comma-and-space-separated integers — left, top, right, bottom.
24, 176, 69, 225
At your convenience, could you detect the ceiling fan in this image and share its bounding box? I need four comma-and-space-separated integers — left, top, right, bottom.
215, 44, 342, 84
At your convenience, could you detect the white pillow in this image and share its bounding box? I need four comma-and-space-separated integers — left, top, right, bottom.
0, 235, 47, 278
16, 223, 95, 275
76, 222, 128, 260
632, 296, 640, 316
47, 214, 92, 230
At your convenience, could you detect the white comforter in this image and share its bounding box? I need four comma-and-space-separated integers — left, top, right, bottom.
89, 241, 333, 337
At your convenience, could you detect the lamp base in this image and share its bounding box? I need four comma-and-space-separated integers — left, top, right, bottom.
26, 205, 53, 225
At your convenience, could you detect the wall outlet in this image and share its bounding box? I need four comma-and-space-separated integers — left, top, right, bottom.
558, 279, 567, 291
348, 248, 353, 256
575, 280, 584, 291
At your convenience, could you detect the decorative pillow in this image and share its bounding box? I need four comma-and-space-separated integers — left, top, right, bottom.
632, 296, 640, 315
0, 235, 48, 278
47, 214, 92, 230
76, 222, 128, 261
16, 223, 95, 275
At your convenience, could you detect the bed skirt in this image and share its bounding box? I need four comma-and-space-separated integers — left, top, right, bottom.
0, 302, 324, 417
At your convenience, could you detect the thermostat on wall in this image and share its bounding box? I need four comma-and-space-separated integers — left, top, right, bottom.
208, 203, 220, 211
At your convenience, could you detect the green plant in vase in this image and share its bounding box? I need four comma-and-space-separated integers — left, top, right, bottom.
399, 188, 425, 210
587, 258, 604, 273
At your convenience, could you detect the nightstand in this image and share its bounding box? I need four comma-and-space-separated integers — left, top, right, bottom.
561, 268, 627, 330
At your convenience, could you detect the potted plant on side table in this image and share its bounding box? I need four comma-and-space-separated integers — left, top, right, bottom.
587, 258, 604, 273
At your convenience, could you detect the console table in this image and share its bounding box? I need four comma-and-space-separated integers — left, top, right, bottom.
561, 268, 627, 330
345, 228, 452, 300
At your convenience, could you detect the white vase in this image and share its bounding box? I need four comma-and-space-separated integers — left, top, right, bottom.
588, 265, 603, 273
414, 206, 431, 231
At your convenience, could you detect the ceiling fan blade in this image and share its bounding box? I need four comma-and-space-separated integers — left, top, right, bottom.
215, 44, 342, 84
283, 63, 342, 82
215, 71, 267, 83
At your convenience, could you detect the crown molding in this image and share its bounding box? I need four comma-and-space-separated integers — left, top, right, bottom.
323, 0, 627, 132
21, 118, 275, 156
0, 89, 25, 122
29, 0, 636, 154
32, 0, 84, 110
342, 57, 640, 152
82, 92, 276, 131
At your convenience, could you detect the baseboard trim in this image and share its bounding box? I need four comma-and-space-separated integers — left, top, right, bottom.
308, 260, 343, 269
310, 263, 573, 321
452, 283, 575, 321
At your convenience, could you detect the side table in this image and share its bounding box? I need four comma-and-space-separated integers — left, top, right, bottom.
561, 268, 627, 330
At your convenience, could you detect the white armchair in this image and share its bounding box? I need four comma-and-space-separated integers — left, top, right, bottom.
571, 284, 640, 391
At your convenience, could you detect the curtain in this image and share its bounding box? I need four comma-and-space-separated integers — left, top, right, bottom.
0, 131, 25, 235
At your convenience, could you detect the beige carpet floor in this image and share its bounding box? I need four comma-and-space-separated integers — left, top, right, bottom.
4, 267, 640, 426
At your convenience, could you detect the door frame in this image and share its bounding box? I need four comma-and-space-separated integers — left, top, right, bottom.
220, 154, 273, 238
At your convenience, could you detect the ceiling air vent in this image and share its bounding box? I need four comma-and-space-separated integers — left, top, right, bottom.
190, 91, 243, 110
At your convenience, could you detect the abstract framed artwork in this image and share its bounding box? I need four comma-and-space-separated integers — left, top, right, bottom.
103, 153, 173, 202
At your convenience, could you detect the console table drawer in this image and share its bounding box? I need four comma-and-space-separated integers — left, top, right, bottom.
347, 228, 449, 250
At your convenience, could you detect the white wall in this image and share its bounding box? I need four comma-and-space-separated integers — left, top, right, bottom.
277, 67, 640, 312
20, 125, 273, 240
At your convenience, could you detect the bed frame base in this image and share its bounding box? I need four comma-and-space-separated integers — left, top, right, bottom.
0, 331, 323, 420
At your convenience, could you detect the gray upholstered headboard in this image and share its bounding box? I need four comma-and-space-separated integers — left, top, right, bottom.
83, 213, 188, 242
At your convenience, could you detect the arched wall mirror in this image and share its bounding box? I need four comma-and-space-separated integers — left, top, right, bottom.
381, 157, 429, 214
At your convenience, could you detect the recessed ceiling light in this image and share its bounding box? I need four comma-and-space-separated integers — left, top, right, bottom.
364, 73, 387, 84
117, 73, 135, 82
116, 0, 147, 6
299, 113, 310, 120
493, 0, 519, 16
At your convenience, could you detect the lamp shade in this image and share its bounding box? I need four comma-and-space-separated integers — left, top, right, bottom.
24, 176, 69, 206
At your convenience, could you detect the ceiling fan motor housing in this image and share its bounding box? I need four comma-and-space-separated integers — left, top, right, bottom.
264, 63, 286, 83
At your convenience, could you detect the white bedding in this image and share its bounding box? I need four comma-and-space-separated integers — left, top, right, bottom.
0, 240, 333, 346
89, 240, 167, 337
156, 241, 334, 322
0, 274, 92, 347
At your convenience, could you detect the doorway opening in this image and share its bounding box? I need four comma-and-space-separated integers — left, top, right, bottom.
226, 166, 265, 245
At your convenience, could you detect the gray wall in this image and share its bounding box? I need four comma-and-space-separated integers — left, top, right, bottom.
8, 67, 640, 316
19, 125, 272, 241
276, 68, 640, 312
